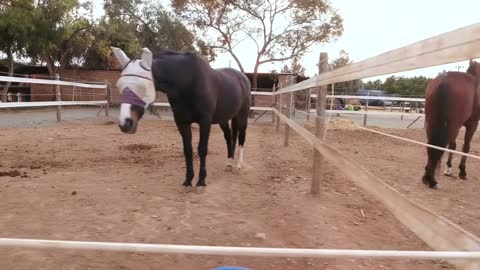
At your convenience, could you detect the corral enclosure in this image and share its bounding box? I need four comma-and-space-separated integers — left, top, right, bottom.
0, 114, 469, 270
0, 21, 480, 270
0, 67, 288, 109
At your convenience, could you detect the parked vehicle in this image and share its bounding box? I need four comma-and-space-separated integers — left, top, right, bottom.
357, 89, 386, 106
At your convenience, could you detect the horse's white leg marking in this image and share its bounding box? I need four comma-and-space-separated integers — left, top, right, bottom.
195, 186, 206, 194
225, 158, 234, 171
119, 103, 132, 126
444, 166, 452, 176
236, 146, 244, 169
182, 185, 193, 193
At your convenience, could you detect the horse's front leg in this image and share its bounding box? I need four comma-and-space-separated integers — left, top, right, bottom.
177, 123, 194, 189
196, 118, 212, 193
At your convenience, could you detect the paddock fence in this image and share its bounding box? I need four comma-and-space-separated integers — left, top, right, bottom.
273, 22, 480, 270
0, 74, 110, 120
1, 22, 480, 269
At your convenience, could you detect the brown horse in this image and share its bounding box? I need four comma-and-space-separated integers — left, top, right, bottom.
422, 60, 480, 189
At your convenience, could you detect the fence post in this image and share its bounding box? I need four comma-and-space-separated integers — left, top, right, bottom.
272, 88, 276, 124
306, 89, 311, 121
283, 91, 292, 147
105, 81, 111, 117
311, 52, 328, 195
55, 73, 61, 122
363, 90, 369, 126
276, 92, 282, 132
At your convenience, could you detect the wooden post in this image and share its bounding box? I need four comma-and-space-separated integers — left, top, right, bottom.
271, 84, 277, 124
311, 52, 328, 195
55, 73, 61, 122
363, 90, 369, 126
401, 102, 404, 120
276, 92, 282, 132
105, 81, 111, 117
306, 89, 311, 121
283, 92, 292, 147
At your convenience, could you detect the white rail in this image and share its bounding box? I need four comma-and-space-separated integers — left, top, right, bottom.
0, 75, 107, 89
1, 238, 480, 260
326, 95, 425, 102
275, 23, 480, 95
0, 101, 107, 108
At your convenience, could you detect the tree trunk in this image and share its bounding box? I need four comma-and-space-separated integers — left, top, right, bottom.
1, 51, 14, 102
249, 63, 260, 118
230, 51, 245, 73
45, 58, 57, 101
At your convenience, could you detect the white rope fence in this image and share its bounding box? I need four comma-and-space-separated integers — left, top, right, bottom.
1, 238, 480, 260
280, 104, 480, 160
0, 75, 107, 89
0, 75, 109, 109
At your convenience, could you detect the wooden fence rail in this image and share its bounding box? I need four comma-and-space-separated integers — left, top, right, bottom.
273, 21, 480, 270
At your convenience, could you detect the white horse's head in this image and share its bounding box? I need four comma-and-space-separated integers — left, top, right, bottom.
111, 46, 156, 134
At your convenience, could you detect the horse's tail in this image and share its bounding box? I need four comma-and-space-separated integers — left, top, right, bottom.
427, 82, 450, 167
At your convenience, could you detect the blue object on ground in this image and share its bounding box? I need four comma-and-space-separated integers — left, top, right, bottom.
213, 267, 252, 270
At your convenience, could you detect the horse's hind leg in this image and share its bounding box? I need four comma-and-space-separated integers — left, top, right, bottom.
236, 116, 248, 169
177, 123, 194, 191
220, 122, 234, 171
422, 147, 442, 189
444, 141, 456, 176
459, 122, 478, 180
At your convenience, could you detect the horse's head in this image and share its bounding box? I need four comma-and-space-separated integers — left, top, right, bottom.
111, 46, 156, 134
467, 59, 480, 78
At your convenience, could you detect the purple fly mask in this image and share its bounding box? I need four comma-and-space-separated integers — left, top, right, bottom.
121, 87, 146, 108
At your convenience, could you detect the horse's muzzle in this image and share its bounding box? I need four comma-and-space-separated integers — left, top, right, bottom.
119, 118, 137, 134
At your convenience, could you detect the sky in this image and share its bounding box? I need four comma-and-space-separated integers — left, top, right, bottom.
92, 0, 480, 82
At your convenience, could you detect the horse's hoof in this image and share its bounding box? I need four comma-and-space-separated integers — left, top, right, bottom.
182, 186, 193, 193
195, 186, 206, 194
459, 174, 467, 180
429, 183, 440, 190
421, 176, 429, 186
225, 158, 234, 172
443, 167, 452, 176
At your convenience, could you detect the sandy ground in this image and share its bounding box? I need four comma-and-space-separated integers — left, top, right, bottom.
0, 117, 464, 270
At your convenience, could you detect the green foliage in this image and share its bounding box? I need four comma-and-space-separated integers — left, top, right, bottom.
281, 57, 306, 76
172, 0, 343, 88
84, 0, 212, 68
26, 0, 94, 75
379, 75, 431, 96
0, 0, 34, 58
328, 50, 361, 94
362, 79, 383, 90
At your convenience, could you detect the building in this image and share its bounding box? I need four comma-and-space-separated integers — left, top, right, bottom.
0, 63, 307, 107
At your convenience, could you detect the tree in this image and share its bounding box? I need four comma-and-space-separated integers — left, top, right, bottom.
173, 0, 343, 108
86, 0, 213, 69
27, 0, 94, 76
83, 17, 142, 69
0, 0, 34, 101
382, 75, 431, 97
281, 57, 306, 76
362, 79, 383, 90
329, 50, 361, 94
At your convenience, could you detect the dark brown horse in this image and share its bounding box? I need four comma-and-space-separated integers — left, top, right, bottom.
422, 60, 480, 189
110, 47, 251, 194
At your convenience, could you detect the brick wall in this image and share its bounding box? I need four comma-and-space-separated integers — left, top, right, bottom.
29, 69, 280, 108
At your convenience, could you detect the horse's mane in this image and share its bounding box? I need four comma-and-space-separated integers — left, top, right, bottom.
156, 49, 194, 57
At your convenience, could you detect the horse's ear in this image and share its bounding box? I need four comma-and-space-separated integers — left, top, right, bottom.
470, 59, 475, 65
141, 47, 153, 70
110, 46, 131, 68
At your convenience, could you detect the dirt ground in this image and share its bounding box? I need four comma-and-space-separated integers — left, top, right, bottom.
322, 120, 480, 238
0, 117, 464, 270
